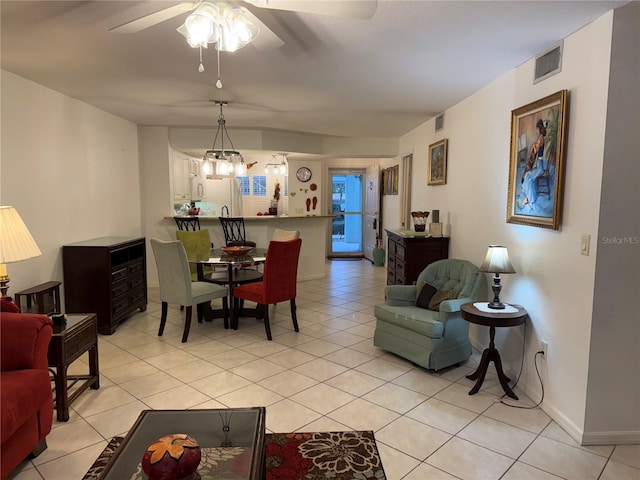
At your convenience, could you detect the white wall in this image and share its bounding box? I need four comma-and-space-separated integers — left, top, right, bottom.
585, 2, 640, 445
0, 71, 141, 300
398, 13, 622, 442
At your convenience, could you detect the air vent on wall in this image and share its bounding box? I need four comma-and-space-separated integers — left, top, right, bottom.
435, 113, 444, 132
534, 40, 563, 84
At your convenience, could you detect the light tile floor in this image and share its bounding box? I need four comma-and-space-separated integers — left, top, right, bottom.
9, 260, 640, 480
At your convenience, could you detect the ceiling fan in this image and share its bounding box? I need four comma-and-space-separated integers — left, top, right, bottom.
109, 1, 378, 40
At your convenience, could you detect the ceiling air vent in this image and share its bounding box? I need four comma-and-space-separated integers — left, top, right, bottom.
435, 113, 444, 132
534, 41, 563, 84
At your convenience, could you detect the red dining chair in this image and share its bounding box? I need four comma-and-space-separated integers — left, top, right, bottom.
232, 238, 302, 340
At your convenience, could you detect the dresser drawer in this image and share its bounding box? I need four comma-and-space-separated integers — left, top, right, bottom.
387, 255, 396, 270
112, 281, 129, 299
130, 287, 146, 304
111, 267, 128, 284
128, 261, 144, 275
112, 296, 131, 315
387, 270, 395, 285
395, 260, 406, 279
129, 274, 145, 290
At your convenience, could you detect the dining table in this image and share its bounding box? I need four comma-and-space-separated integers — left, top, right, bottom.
190, 247, 267, 329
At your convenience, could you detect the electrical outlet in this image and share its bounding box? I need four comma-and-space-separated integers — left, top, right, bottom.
540, 340, 548, 357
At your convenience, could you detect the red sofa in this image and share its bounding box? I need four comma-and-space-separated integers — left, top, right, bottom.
1, 312, 54, 479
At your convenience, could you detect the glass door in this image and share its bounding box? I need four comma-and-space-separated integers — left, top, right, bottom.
329, 170, 364, 257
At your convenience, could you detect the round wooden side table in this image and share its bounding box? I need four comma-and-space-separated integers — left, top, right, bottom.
461, 302, 528, 400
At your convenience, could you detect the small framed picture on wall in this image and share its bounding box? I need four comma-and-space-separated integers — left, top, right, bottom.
428, 139, 448, 185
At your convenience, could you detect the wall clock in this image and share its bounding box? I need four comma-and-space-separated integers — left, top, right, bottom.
296, 166, 312, 182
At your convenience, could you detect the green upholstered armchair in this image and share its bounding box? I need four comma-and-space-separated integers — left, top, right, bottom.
374, 259, 481, 371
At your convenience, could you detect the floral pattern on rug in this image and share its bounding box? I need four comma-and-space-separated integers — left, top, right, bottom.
265, 431, 386, 480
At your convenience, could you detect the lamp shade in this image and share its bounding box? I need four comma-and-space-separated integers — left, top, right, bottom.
0, 206, 42, 263
479, 245, 515, 274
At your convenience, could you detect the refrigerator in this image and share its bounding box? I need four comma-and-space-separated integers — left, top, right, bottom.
201, 177, 243, 216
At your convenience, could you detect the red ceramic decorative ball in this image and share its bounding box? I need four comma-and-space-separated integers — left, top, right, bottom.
141, 434, 201, 480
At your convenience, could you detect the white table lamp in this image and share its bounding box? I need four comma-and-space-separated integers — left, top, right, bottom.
0, 206, 42, 298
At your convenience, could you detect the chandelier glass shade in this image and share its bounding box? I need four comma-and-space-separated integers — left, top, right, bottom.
204, 101, 246, 177
265, 153, 288, 175
177, 2, 259, 53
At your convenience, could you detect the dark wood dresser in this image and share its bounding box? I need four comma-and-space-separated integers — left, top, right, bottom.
386, 229, 450, 285
63, 237, 147, 334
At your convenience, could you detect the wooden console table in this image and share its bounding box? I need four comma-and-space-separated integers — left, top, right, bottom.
48, 313, 100, 421
461, 302, 528, 400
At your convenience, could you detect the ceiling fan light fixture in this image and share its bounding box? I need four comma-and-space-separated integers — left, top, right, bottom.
177, 2, 220, 48
216, 6, 259, 52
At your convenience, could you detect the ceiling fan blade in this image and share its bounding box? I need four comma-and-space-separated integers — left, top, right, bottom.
109, 2, 197, 33
247, 0, 377, 19
242, 9, 285, 50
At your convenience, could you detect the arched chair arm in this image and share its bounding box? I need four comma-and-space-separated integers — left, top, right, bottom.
438, 297, 473, 314
384, 285, 418, 306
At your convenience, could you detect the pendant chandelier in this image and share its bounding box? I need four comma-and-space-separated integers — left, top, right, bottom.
265, 153, 288, 175
203, 101, 246, 177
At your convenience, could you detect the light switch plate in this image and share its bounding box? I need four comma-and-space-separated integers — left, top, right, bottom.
581, 234, 590, 256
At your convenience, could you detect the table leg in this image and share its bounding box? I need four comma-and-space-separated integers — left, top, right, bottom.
467, 348, 490, 395
51, 366, 70, 422
466, 325, 518, 400
493, 350, 518, 400
228, 264, 238, 330
89, 344, 100, 390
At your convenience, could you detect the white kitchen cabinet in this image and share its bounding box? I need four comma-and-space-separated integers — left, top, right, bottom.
172, 151, 201, 202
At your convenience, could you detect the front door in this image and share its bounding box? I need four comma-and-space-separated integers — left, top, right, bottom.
329, 170, 364, 257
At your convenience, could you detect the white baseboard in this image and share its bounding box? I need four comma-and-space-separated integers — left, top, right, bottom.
581, 430, 640, 445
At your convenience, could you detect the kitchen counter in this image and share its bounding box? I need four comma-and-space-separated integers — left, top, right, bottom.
171, 215, 334, 220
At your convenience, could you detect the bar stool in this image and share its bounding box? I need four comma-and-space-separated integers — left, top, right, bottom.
174, 216, 200, 231
218, 217, 256, 247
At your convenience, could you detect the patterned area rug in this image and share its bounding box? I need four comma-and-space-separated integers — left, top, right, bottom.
84, 431, 386, 480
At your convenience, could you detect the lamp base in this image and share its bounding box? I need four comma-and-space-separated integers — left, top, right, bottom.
488, 274, 505, 309
487, 300, 506, 309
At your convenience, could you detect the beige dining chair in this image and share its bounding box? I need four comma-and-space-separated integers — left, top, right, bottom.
150, 239, 229, 342
272, 229, 300, 241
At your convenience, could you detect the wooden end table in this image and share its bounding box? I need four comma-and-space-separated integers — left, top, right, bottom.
14, 281, 62, 314
48, 313, 100, 421
461, 302, 528, 400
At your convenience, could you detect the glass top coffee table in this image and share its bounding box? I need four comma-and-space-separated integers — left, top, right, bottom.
99, 407, 265, 479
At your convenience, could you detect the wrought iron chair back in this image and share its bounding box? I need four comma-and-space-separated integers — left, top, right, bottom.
218, 217, 256, 247
174, 216, 200, 231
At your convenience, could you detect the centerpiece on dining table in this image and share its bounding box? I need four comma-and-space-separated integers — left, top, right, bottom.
222, 246, 253, 256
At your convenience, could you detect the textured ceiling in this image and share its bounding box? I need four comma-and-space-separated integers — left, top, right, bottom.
0, 1, 625, 140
